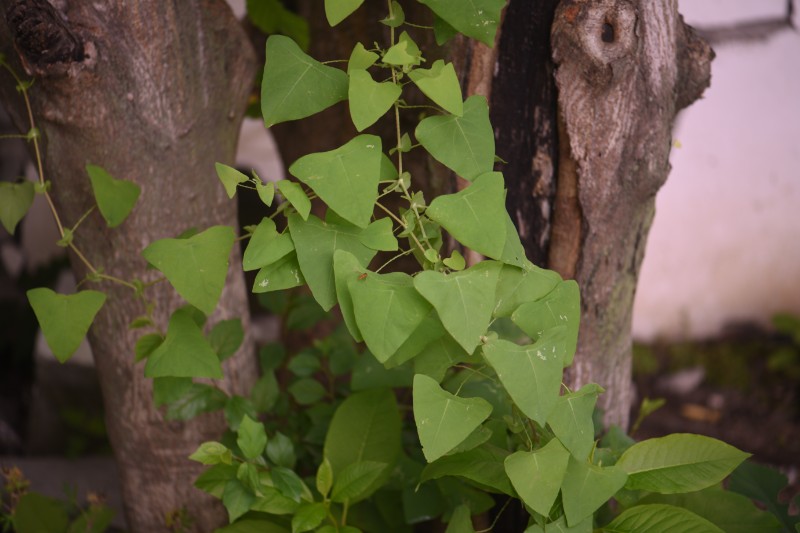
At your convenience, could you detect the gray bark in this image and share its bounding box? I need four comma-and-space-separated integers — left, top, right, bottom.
0, 1, 258, 530
549, 0, 713, 427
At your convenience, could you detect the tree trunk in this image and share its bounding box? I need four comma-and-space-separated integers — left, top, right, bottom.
0, 1, 258, 530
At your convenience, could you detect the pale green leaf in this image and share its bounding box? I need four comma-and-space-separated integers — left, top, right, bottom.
237, 414, 267, 460
505, 438, 570, 516
243, 217, 294, 271
415, 95, 494, 181
289, 213, 376, 310
0, 181, 34, 234
27, 288, 106, 363
261, 35, 348, 127
276, 180, 311, 220
209, 318, 244, 360
86, 164, 140, 228
316, 457, 334, 498
348, 42, 379, 73
325, 0, 365, 26
144, 309, 223, 379
493, 263, 561, 318
562, 458, 627, 526
482, 329, 567, 425
413, 374, 493, 462
418, 0, 505, 46
443, 249, 466, 271
413, 260, 501, 354
331, 461, 389, 503
512, 280, 580, 366
617, 434, 750, 494
190, 441, 232, 465
548, 384, 604, 461
332, 250, 367, 342
408, 60, 463, 115
425, 172, 507, 259
142, 225, 235, 315
215, 162, 248, 199
348, 70, 402, 132
256, 181, 275, 206
382, 1, 405, 27
601, 504, 724, 533
383, 31, 422, 66
358, 217, 398, 251
253, 252, 305, 293
421, 444, 513, 495
289, 135, 382, 227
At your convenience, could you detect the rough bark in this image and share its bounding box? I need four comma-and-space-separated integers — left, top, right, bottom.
549, 0, 713, 427
0, 1, 258, 530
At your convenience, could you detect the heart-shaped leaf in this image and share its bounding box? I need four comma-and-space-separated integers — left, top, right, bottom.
144, 308, 223, 379
0, 181, 34, 234
548, 384, 604, 461
27, 288, 106, 363
408, 60, 463, 116
243, 217, 295, 271
142, 225, 235, 315
561, 457, 628, 526
86, 164, 140, 228
358, 217, 398, 251
253, 252, 305, 293
348, 42, 379, 73
505, 438, 571, 516
276, 180, 311, 220
324, 0, 365, 26
493, 264, 561, 318
348, 70, 402, 132
214, 163, 248, 199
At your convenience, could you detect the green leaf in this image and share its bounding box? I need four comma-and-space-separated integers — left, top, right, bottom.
525, 516, 591, 533
142, 225, 235, 315
288, 378, 326, 405
289, 214, 376, 310
505, 438, 571, 516
350, 271, 431, 362
413, 374, 493, 462
0, 181, 34, 234
13, 492, 69, 533
358, 217, 398, 251
348, 42, 379, 73
548, 383, 603, 461
195, 464, 238, 498
238, 462, 261, 494
237, 415, 267, 460
617, 434, 750, 494
331, 461, 389, 503
386, 307, 448, 366
413, 261, 501, 354
256, 181, 275, 206
271, 466, 307, 503
292, 502, 327, 533
153, 377, 193, 406
251, 370, 280, 412
251, 485, 300, 515
383, 31, 422, 66
289, 135, 382, 227
223, 479, 256, 523
408, 60, 463, 116
162, 383, 227, 420
561, 458, 627, 526
512, 280, 581, 366
415, 95, 494, 181
135, 334, 163, 363
144, 309, 223, 379
86, 164, 141, 228
443, 249, 466, 271
209, 318, 244, 360
190, 441, 233, 465
215, 517, 291, 533
261, 35, 348, 127
215, 162, 248, 199
267, 432, 296, 469
351, 352, 414, 390
482, 329, 567, 425
27, 288, 106, 363
414, 334, 473, 382
225, 395, 259, 431
418, 0, 505, 46
348, 70, 402, 132
247, 0, 310, 51
253, 252, 305, 293
493, 263, 561, 318
433, 14, 458, 46
243, 217, 294, 271
730, 461, 796, 532
601, 504, 724, 533
333, 250, 367, 342
445, 504, 474, 533
287, 350, 320, 377
421, 444, 514, 495
316, 457, 334, 498
325, 0, 365, 26
277, 180, 311, 220
382, 1, 405, 27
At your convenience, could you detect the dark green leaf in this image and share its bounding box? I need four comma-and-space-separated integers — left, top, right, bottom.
209, 318, 244, 360
225, 395, 259, 431
351, 351, 414, 390
493, 264, 561, 318
421, 444, 513, 495
288, 378, 326, 405
134, 333, 164, 362
271, 466, 307, 503
730, 461, 797, 531
325, 0, 365, 26
247, 0, 310, 51
13, 492, 69, 533
163, 383, 227, 420
251, 370, 280, 412
267, 432, 296, 469
223, 479, 256, 523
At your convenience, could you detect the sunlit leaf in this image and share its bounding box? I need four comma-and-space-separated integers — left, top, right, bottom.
408, 60, 463, 116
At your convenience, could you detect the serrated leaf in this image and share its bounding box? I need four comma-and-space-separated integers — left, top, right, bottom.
243, 217, 294, 271
209, 318, 244, 360
134, 333, 164, 362
142, 225, 234, 315
413, 261, 501, 354
190, 441, 232, 465
350, 271, 431, 362
408, 60, 463, 115
215, 162, 248, 199
289, 135, 382, 227
617, 434, 750, 494
271, 466, 307, 503
415, 95, 494, 181
86, 164, 141, 228
512, 280, 580, 366
261, 35, 348, 127
482, 329, 567, 425
358, 217, 398, 251
421, 444, 513, 495
505, 438, 571, 516
425, 172, 507, 259
348, 70, 402, 132
253, 252, 305, 293
418, 0, 505, 46
601, 504, 724, 533
413, 374, 493, 462
237, 415, 268, 460
548, 384, 604, 461
493, 263, 561, 318
0, 181, 34, 234
331, 461, 388, 503
144, 309, 223, 379
562, 458, 627, 526
27, 288, 106, 363
289, 214, 376, 310
325, 0, 365, 26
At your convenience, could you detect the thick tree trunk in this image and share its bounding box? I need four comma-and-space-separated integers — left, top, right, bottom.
0, 1, 258, 530
548, 0, 713, 427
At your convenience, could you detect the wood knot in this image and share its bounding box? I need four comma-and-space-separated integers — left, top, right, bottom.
564, 5, 581, 24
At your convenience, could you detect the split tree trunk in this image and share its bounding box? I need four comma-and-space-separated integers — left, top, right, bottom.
0, 1, 258, 530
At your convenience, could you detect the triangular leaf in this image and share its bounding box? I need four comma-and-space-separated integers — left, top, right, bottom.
415, 95, 494, 181
261, 35, 348, 127
289, 135, 382, 227
561, 457, 627, 526
505, 438, 571, 516
332, 250, 367, 342
276, 180, 311, 220
425, 172, 507, 259
548, 384, 604, 461
421, 444, 514, 495
86, 164, 140, 228
256, 181, 275, 206
27, 288, 106, 363
243, 217, 295, 271
408, 60, 463, 116
413, 374, 493, 462
324, 0, 365, 26
383, 32, 422, 66
358, 217, 398, 251
493, 263, 561, 318
253, 252, 305, 293
144, 309, 223, 379
348, 42, 378, 73
512, 280, 580, 366
418, 0, 505, 46
0, 181, 34, 234
142, 225, 235, 315
414, 261, 501, 354
215, 163, 248, 199
348, 70, 402, 132
413, 334, 473, 383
